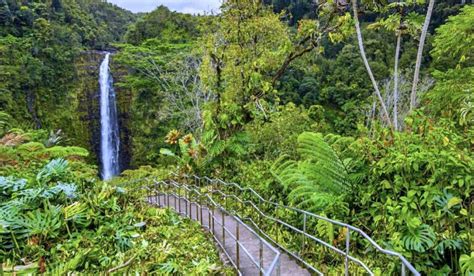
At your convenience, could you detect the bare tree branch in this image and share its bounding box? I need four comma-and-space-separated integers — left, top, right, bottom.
410, 0, 435, 111
352, 0, 393, 128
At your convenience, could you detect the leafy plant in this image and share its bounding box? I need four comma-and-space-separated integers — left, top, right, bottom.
0, 111, 13, 137
401, 218, 436, 253
36, 158, 69, 184
272, 132, 355, 215
459, 252, 474, 276
0, 176, 27, 198
21, 204, 63, 241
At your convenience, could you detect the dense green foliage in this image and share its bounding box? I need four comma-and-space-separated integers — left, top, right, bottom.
148, 2, 472, 274
0, 125, 228, 274
0, 0, 136, 157
125, 5, 201, 45
1, 0, 473, 275
0, 0, 135, 47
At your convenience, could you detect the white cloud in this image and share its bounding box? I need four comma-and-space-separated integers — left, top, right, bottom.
108, 0, 222, 14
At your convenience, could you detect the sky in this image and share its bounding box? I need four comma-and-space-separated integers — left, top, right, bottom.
108, 0, 222, 14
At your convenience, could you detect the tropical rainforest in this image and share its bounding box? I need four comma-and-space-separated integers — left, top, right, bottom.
0, 0, 473, 275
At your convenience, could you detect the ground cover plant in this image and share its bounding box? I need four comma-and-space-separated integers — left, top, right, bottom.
0, 127, 229, 274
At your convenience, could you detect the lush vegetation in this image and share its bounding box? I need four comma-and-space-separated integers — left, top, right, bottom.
1, 0, 473, 274
0, 123, 229, 274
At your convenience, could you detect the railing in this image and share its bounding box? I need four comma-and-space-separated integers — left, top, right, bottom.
140, 178, 281, 276
172, 174, 420, 276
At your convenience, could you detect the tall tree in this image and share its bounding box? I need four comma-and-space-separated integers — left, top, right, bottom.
368, 2, 424, 130
351, 0, 392, 128
393, 31, 401, 130
410, 0, 435, 111
201, 0, 291, 134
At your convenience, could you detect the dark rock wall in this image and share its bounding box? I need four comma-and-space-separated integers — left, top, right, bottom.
74, 51, 132, 172
111, 54, 132, 172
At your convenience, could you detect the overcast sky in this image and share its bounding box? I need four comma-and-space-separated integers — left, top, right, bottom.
108, 0, 222, 14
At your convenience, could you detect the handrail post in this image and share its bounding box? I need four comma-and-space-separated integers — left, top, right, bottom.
196, 199, 199, 222
345, 227, 350, 276
166, 184, 170, 207
275, 207, 279, 244
185, 188, 188, 217
189, 190, 192, 218
208, 204, 212, 230
302, 213, 307, 257
236, 220, 240, 270
174, 186, 178, 210
212, 207, 215, 234
200, 199, 203, 225
178, 185, 181, 214
156, 182, 161, 207
222, 212, 226, 247
277, 257, 281, 276
259, 239, 264, 276
401, 263, 406, 276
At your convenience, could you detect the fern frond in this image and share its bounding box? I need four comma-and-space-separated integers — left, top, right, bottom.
0, 111, 13, 136
272, 132, 353, 215
297, 132, 351, 193
271, 155, 301, 190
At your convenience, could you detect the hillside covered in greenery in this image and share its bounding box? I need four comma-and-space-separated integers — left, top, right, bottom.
1, 0, 473, 274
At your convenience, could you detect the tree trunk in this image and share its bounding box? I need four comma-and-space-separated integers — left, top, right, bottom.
351, 0, 392, 127
410, 0, 435, 111
393, 33, 401, 130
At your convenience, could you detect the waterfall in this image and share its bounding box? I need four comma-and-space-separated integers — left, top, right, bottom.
99, 53, 120, 180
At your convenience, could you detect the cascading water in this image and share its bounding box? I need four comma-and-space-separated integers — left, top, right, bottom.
99, 52, 120, 180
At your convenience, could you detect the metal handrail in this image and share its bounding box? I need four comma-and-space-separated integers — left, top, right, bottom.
174, 174, 420, 276
140, 179, 281, 276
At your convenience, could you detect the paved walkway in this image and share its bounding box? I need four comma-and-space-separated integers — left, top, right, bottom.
149, 194, 310, 276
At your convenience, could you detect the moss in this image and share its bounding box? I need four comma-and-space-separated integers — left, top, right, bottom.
43, 146, 90, 159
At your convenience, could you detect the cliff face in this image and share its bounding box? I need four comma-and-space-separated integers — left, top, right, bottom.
110, 54, 132, 171
2, 49, 140, 172
73, 51, 102, 163
1, 50, 134, 172
65, 51, 132, 172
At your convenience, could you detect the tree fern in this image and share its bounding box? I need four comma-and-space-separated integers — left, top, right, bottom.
296, 132, 351, 193
316, 216, 335, 243
271, 132, 353, 215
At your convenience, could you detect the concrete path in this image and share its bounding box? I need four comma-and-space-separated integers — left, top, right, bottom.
149, 194, 310, 276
